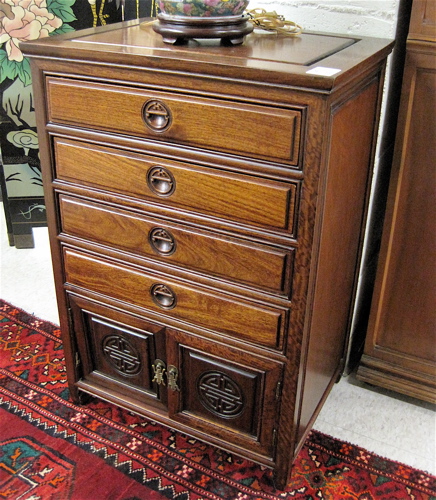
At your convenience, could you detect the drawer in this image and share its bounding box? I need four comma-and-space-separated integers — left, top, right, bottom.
59, 196, 293, 296
64, 249, 287, 349
54, 138, 297, 234
47, 78, 301, 165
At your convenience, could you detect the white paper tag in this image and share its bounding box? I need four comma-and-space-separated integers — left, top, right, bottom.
306, 66, 341, 76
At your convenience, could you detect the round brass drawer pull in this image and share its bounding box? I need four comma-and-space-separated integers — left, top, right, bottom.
150, 283, 177, 309
149, 227, 176, 255
142, 99, 172, 132
147, 166, 176, 196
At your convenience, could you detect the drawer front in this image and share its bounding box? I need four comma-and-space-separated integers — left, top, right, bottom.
47, 77, 301, 164
54, 138, 297, 233
64, 249, 286, 349
59, 196, 293, 296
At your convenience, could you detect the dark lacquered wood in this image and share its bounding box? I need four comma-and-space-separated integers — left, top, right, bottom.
357, 0, 436, 404
167, 329, 283, 458
23, 23, 392, 489
151, 14, 254, 45
69, 295, 168, 410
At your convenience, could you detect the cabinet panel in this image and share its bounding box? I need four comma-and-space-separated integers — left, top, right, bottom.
59, 195, 293, 296
69, 295, 167, 409
47, 77, 302, 164
357, 2, 436, 403
54, 138, 297, 233
374, 52, 435, 362
409, 0, 436, 41
64, 248, 287, 349
167, 330, 283, 459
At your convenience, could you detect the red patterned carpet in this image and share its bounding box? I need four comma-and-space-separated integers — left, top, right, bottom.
0, 299, 435, 500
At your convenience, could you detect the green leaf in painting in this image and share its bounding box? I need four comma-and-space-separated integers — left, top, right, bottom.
47, 0, 75, 8
55, 8, 77, 22
51, 24, 75, 36
16, 57, 32, 86
47, 0, 77, 22
0, 50, 19, 85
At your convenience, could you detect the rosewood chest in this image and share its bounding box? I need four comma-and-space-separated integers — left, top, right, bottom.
23, 22, 393, 488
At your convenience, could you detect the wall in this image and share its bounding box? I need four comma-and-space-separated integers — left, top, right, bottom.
247, 0, 399, 37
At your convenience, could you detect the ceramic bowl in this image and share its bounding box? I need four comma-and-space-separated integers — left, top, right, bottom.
158, 0, 250, 18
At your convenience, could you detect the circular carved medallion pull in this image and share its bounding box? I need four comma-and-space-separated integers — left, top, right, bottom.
102, 335, 141, 376
147, 166, 176, 196
150, 283, 177, 309
197, 371, 244, 418
142, 100, 172, 132
149, 227, 176, 255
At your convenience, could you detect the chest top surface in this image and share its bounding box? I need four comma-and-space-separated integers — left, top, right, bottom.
22, 19, 393, 90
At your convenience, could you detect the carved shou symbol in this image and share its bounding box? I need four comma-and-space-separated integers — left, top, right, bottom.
147, 166, 176, 196
142, 100, 172, 132
149, 227, 176, 255
102, 335, 141, 376
197, 371, 244, 418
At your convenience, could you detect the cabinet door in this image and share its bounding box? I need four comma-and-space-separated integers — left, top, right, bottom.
69, 295, 168, 410
166, 329, 283, 460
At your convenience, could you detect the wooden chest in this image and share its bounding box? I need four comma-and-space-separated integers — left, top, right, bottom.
23, 22, 393, 488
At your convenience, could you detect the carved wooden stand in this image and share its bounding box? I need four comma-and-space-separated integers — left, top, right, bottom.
152, 14, 253, 45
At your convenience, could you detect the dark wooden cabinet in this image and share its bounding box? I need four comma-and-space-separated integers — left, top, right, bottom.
357, 0, 436, 404
23, 24, 392, 488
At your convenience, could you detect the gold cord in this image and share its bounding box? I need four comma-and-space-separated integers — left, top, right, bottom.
247, 8, 303, 36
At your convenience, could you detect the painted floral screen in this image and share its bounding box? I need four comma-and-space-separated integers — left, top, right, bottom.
0, 0, 155, 247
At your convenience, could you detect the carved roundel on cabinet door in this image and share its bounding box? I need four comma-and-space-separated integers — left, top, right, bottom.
102, 335, 141, 376
197, 371, 244, 418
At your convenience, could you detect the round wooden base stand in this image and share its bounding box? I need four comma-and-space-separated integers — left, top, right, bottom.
152, 14, 254, 45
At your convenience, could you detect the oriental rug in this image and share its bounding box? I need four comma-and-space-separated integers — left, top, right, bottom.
0, 299, 435, 500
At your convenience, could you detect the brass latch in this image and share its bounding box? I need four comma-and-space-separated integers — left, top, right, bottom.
152, 359, 166, 385
152, 360, 180, 391
167, 365, 180, 392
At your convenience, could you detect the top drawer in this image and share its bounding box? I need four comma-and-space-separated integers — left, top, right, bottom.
46, 77, 302, 165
